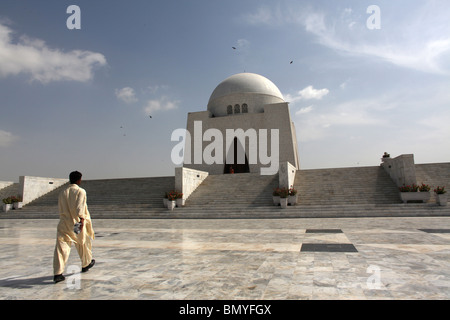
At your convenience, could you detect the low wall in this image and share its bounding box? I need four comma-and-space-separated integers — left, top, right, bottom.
175, 167, 209, 200
381, 154, 416, 187
0, 181, 15, 191
279, 162, 296, 189
19, 176, 69, 205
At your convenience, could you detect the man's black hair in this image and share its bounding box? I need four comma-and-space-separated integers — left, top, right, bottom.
69, 171, 82, 184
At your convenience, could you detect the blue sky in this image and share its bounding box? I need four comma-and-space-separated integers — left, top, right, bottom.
0, 0, 449, 181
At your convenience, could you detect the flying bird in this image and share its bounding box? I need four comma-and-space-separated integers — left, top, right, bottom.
290, 61, 293, 64
232, 47, 236, 50
149, 115, 152, 118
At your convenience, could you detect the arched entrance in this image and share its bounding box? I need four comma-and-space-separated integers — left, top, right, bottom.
224, 137, 250, 174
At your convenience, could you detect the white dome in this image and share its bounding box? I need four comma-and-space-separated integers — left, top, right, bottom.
207, 73, 285, 117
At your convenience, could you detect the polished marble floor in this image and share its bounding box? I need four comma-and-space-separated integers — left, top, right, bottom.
1, 217, 450, 300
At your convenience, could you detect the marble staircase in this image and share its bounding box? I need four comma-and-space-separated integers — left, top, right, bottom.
2, 177, 174, 219
184, 173, 278, 208
1, 164, 450, 219
0, 183, 20, 201
415, 163, 450, 203
293, 166, 401, 205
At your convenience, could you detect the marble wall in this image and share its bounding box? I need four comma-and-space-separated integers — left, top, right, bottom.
175, 167, 208, 200
0, 181, 14, 191
381, 154, 417, 187
279, 162, 297, 189
19, 176, 68, 205
183, 103, 299, 176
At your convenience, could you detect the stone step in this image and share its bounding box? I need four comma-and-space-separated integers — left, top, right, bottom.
293, 166, 401, 205
3, 203, 449, 219
6, 163, 449, 219
25, 176, 175, 206
0, 183, 20, 200
415, 163, 450, 204
185, 173, 278, 208
415, 163, 450, 184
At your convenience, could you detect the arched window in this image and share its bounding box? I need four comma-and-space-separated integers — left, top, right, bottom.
242, 103, 248, 113
234, 104, 240, 114
227, 105, 233, 115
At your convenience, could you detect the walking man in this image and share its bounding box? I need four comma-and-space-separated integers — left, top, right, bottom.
53, 171, 95, 283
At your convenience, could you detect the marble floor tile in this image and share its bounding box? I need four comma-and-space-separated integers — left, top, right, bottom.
1, 217, 450, 300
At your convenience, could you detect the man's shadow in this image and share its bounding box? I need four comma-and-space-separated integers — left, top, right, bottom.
0, 275, 54, 289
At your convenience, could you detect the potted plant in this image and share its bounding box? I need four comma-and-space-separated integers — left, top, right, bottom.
167, 191, 177, 210
288, 186, 298, 206
175, 191, 185, 207
419, 183, 431, 192
11, 196, 23, 209
434, 186, 447, 206
399, 183, 430, 203
272, 188, 281, 206
2, 197, 12, 212
163, 192, 169, 208
279, 188, 289, 209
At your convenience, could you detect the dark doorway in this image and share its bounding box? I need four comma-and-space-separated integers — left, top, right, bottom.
224, 137, 250, 174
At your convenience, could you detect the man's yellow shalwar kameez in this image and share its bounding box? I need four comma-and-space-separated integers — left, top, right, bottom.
53, 184, 95, 275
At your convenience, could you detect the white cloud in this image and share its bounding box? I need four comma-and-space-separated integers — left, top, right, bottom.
340, 80, 349, 89
245, 6, 282, 26
294, 97, 390, 142
115, 85, 179, 115
147, 85, 169, 94
143, 96, 179, 115
295, 105, 313, 116
300, 7, 450, 75
294, 82, 450, 144
0, 23, 107, 83
298, 86, 329, 100
244, 4, 450, 75
115, 87, 138, 104
285, 86, 329, 103
0, 130, 18, 147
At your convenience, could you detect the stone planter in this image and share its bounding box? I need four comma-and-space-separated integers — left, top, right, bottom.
176, 198, 185, 207
167, 200, 176, 211
280, 197, 288, 209
288, 194, 297, 206
435, 193, 447, 206
13, 202, 23, 209
273, 196, 280, 206
2, 204, 12, 212
399, 192, 431, 203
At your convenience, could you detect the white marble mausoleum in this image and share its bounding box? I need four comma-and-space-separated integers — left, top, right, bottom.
183, 72, 300, 175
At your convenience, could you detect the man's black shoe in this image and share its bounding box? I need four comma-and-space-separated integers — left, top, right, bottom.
81, 259, 95, 273
54, 274, 65, 283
